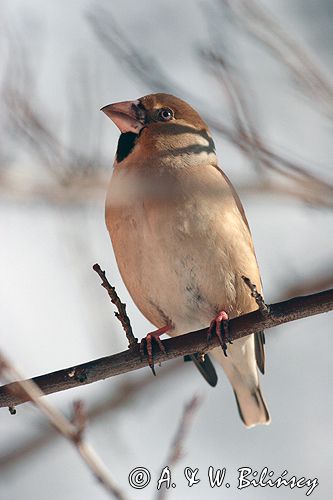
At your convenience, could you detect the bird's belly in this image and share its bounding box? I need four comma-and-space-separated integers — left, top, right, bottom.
108, 198, 259, 335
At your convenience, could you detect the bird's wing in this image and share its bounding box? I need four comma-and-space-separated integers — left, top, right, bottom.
184, 353, 218, 387
214, 164, 266, 374
213, 165, 251, 232
254, 331, 266, 374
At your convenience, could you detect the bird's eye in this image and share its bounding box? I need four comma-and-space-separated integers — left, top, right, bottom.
158, 108, 173, 121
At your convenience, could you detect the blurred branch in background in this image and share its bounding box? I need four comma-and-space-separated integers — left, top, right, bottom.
1, 21, 109, 202
88, 4, 333, 208
221, 0, 333, 118
199, 33, 333, 206
3, 25, 74, 181
0, 352, 126, 500
1, 3, 332, 497
0, 353, 199, 500
0, 361, 181, 472
1, 284, 332, 408
156, 396, 201, 500
1, 2, 332, 207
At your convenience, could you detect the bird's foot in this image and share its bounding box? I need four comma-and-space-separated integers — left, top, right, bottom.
140, 324, 172, 375
207, 311, 232, 357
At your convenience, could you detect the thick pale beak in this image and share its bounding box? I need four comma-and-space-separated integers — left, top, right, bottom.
100, 99, 144, 133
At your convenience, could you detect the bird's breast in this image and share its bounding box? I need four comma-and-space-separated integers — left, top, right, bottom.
106, 164, 261, 334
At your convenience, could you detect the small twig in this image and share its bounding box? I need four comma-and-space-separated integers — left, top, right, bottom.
242, 276, 270, 317
93, 263, 138, 348
156, 396, 201, 500
0, 352, 126, 500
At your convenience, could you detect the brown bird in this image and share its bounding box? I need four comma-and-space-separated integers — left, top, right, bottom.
102, 93, 270, 427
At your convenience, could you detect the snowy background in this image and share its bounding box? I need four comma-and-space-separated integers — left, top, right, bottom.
1, 0, 333, 499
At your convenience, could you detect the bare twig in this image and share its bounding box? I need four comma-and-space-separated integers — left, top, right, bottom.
242, 276, 270, 317
0, 353, 126, 500
156, 396, 201, 500
0, 287, 332, 408
93, 263, 138, 348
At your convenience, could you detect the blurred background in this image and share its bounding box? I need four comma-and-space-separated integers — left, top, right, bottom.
1, 0, 332, 498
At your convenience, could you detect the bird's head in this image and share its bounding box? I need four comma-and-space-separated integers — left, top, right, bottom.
101, 93, 216, 166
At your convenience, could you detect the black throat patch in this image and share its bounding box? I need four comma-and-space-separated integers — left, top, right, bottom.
116, 132, 138, 163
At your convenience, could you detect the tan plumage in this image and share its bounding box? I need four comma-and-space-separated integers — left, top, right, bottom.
102, 93, 270, 427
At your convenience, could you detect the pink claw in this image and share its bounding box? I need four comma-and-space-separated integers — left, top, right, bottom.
208, 310, 231, 357
140, 324, 172, 375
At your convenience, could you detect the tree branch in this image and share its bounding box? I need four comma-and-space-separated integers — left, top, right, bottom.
1, 288, 332, 409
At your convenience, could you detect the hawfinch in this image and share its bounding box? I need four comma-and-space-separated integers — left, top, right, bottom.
102, 93, 270, 427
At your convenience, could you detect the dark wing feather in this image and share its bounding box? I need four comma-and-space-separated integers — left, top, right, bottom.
254, 331, 266, 374
184, 353, 218, 387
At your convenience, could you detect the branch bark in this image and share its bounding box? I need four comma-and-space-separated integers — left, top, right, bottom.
1, 288, 332, 409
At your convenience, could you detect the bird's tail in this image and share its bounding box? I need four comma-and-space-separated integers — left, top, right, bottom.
212, 343, 270, 428
233, 381, 270, 428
